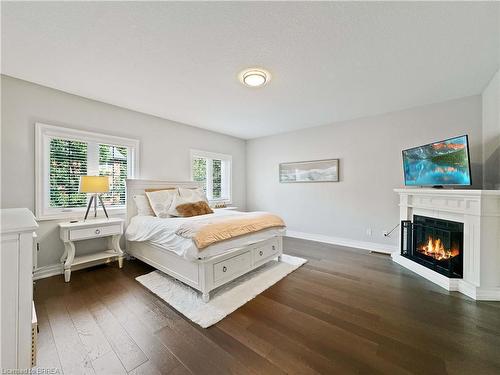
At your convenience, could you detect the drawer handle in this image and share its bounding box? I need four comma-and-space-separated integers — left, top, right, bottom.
259, 250, 263, 256
222, 266, 227, 272
95, 229, 101, 235
272, 245, 275, 250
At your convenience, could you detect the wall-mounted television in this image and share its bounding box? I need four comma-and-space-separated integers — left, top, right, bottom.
402, 135, 472, 187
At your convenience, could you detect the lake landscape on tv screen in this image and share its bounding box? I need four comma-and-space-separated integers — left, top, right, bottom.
403, 136, 471, 186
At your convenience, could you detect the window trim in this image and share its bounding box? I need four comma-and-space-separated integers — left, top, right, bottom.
190, 149, 232, 203
35, 122, 140, 220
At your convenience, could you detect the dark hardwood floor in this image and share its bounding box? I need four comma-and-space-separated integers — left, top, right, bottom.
34, 238, 500, 375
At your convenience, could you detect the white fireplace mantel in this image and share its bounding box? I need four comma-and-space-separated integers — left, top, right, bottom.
392, 188, 500, 301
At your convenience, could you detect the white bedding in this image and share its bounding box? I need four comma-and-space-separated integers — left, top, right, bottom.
125, 210, 286, 261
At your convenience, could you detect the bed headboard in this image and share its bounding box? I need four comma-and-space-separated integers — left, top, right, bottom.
126, 179, 204, 225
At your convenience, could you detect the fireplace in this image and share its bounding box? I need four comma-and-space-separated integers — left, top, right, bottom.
401, 215, 463, 278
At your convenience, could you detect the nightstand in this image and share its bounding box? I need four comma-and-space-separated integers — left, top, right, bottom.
59, 218, 124, 282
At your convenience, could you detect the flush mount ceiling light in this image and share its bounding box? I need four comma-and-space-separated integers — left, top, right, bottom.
239, 68, 271, 87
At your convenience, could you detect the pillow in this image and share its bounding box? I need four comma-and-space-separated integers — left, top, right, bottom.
175, 201, 214, 218
179, 187, 208, 203
133, 195, 154, 216
168, 193, 205, 217
145, 189, 178, 218
144, 187, 177, 193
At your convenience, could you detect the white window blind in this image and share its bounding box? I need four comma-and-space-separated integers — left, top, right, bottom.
212, 159, 222, 199
192, 157, 207, 188
99, 144, 128, 207
36, 123, 139, 220
49, 139, 88, 208
191, 150, 231, 202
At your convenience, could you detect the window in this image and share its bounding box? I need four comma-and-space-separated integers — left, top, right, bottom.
98, 144, 128, 207
36, 123, 139, 220
190, 150, 232, 202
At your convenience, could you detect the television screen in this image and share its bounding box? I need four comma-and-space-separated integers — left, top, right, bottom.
402, 135, 471, 186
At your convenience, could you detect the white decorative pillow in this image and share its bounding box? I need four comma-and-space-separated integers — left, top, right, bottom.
145, 189, 178, 218
168, 192, 204, 217
133, 195, 155, 216
179, 187, 208, 203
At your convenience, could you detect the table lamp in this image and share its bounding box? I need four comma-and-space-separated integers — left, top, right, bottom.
80, 176, 110, 220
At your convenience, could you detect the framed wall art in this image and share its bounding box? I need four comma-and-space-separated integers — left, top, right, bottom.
279, 159, 339, 183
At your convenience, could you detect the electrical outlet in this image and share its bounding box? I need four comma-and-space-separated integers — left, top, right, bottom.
366, 228, 372, 236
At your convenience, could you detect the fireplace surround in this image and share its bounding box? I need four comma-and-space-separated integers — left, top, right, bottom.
401, 215, 463, 278
392, 189, 500, 301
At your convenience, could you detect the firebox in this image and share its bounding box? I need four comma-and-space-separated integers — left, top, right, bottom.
401, 215, 463, 278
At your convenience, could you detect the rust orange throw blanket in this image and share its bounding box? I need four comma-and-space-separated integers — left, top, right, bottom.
175, 212, 286, 249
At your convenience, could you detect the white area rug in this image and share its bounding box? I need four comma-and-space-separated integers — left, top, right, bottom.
135, 254, 307, 328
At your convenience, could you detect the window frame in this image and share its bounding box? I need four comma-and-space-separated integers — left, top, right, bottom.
190, 149, 232, 203
35, 122, 140, 220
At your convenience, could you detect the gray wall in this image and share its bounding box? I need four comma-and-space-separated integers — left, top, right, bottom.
0, 74, 489, 268
482, 69, 500, 189
246, 96, 483, 250
0, 75, 246, 268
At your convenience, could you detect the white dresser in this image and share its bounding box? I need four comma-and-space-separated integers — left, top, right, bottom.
0, 208, 38, 370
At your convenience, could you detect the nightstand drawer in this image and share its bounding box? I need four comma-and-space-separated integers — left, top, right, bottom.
69, 224, 121, 241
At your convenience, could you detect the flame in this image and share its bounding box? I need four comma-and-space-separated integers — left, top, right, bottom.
417, 236, 460, 260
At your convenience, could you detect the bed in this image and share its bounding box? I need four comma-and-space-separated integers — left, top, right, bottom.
125, 179, 285, 302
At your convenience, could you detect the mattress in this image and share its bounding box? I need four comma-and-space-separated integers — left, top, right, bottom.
125, 210, 286, 261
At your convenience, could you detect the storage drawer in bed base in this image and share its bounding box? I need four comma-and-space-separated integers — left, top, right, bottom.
127, 235, 283, 303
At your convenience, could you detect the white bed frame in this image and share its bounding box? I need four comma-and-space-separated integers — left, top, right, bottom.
126, 179, 283, 302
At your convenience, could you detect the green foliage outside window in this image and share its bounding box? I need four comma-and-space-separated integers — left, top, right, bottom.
49, 138, 129, 209
99, 144, 128, 206
212, 159, 222, 198
49, 139, 88, 208
192, 158, 207, 186
192, 157, 223, 198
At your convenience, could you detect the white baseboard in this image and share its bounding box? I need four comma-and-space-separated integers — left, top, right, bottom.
33, 264, 62, 280
286, 230, 397, 254
458, 283, 500, 301
391, 253, 500, 301
33, 258, 119, 280
391, 253, 459, 290
474, 288, 500, 301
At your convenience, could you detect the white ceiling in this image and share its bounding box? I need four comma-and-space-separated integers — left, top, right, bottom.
2, 2, 499, 139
